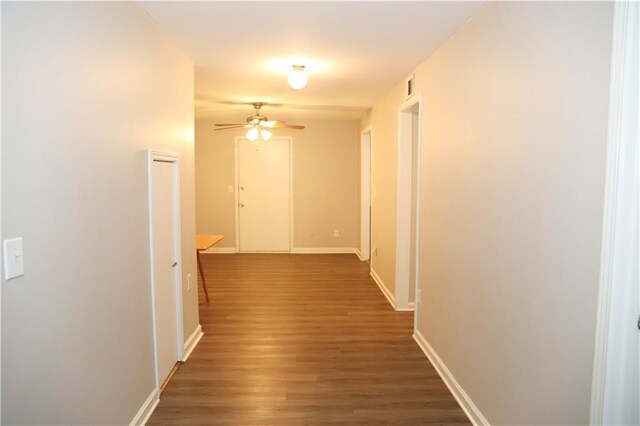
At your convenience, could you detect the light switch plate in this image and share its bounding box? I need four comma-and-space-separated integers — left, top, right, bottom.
3, 237, 24, 280
187, 273, 192, 291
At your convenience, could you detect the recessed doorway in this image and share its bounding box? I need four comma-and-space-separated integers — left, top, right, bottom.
395, 94, 422, 317
360, 127, 372, 261
146, 149, 185, 392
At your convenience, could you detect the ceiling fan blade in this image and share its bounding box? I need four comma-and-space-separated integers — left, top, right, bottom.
215, 125, 251, 131
261, 120, 286, 127
269, 123, 305, 130
262, 121, 304, 130
215, 123, 245, 127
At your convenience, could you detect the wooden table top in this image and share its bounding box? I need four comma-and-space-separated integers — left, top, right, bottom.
196, 234, 225, 251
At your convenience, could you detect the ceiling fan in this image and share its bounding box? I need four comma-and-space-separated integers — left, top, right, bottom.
214, 102, 304, 141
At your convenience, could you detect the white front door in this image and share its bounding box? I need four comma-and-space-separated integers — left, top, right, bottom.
151, 159, 179, 385
237, 138, 291, 252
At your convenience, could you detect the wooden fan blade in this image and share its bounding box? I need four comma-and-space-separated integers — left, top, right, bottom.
215, 123, 245, 127
262, 121, 304, 130
215, 125, 251, 131
261, 120, 285, 127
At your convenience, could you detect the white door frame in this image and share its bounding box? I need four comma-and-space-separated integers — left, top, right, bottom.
146, 149, 185, 392
360, 127, 372, 261
234, 137, 294, 253
590, 1, 639, 424
395, 93, 423, 313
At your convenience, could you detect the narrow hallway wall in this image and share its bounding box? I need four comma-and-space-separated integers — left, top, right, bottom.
1, 3, 197, 423
362, 2, 614, 424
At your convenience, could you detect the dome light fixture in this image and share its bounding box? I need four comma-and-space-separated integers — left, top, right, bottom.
288, 65, 307, 90
246, 126, 259, 141
260, 129, 272, 141
246, 126, 272, 142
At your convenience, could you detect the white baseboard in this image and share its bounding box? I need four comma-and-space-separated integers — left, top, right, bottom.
200, 247, 237, 254
182, 324, 203, 362
396, 302, 415, 312
291, 247, 358, 254
129, 388, 160, 426
370, 268, 396, 309
356, 249, 369, 261
201, 248, 359, 255
413, 330, 489, 426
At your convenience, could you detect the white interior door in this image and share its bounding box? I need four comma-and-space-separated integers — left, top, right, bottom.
151, 159, 179, 385
237, 138, 291, 252
360, 130, 371, 261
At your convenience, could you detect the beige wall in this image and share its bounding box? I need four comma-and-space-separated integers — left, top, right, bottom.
360, 85, 404, 294
1, 2, 197, 424
363, 2, 613, 424
196, 118, 360, 250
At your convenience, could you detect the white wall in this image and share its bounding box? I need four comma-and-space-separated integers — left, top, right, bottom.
363, 2, 614, 424
196, 118, 360, 250
1, 3, 197, 424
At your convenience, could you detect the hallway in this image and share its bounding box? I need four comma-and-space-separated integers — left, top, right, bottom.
148, 254, 469, 424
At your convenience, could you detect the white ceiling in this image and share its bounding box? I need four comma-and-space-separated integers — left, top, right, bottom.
140, 1, 484, 120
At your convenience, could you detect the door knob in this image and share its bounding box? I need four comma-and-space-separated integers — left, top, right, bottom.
239, 203, 245, 208
240, 186, 245, 191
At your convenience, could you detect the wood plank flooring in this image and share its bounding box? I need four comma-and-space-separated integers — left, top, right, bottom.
148, 254, 469, 425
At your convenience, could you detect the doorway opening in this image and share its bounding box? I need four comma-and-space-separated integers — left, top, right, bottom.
360, 127, 372, 262
146, 149, 185, 394
395, 94, 422, 317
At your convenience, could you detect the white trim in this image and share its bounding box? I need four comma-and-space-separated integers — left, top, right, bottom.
413, 330, 489, 426
360, 126, 372, 261
200, 247, 237, 254
590, 1, 639, 424
291, 247, 357, 254
235, 137, 294, 253
290, 139, 295, 252
182, 324, 204, 362
396, 302, 415, 312
146, 149, 185, 394
0, 3, 3, 414
234, 141, 240, 252
395, 93, 424, 313
370, 268, 396, 309
129, 388, 160, 426
355, 249, 364, 261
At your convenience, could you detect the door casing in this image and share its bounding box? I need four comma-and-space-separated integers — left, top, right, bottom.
396, 93, 423, 318
360, 127, 372, 261
146, 149, 185, 393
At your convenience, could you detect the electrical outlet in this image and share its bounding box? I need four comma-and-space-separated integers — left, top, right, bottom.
333, 229, 340, 237
187, 273, 192, 291
373, 244, 378, 256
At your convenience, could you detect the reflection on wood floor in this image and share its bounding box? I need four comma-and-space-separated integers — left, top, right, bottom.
148, 254, 469, 425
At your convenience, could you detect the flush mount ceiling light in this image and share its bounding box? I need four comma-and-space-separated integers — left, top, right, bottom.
288, 65, 307, 90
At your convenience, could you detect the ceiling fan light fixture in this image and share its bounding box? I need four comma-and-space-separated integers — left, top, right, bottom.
260, 129, 272, 141
288, 65, 307, 90
246, 127, 259, 141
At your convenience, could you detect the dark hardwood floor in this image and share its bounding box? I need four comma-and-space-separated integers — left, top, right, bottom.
148, 254, 469, 425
